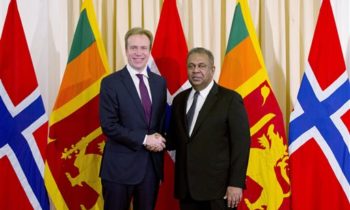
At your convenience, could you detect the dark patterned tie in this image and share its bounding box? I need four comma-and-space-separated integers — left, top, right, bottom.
186, 91, 199, 133
136, 74, 152, 125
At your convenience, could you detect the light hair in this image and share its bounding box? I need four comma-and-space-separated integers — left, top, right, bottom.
187, 47, 214, 66
124, 27, 153, 49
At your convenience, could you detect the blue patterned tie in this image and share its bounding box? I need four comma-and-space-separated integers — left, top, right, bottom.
136, 74, 152, 125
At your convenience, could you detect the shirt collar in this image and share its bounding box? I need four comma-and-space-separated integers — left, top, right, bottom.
190, 80, 214, 99
126, 64, 149, 78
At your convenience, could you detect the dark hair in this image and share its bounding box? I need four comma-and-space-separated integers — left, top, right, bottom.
124, 27, 153, 49
187, 47, 214, 66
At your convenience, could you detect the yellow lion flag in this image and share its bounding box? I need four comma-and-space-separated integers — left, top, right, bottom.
219, 0, 291, 209
44, 0, 110, 209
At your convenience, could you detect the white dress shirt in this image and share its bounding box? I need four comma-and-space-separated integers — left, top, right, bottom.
126, 64, 152, 102
186, 80, 214, 135
127, 64, 152, 144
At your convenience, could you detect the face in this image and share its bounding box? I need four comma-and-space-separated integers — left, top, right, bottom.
126, 34, 151, 71
187, 53, 215, 91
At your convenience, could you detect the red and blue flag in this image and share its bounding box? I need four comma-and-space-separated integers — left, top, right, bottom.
0, 0, 49, 209
148, 0, 188, 209
288, 0, 350, 209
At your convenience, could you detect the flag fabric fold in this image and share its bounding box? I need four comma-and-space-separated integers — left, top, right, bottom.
149, 0, 188, 209
288, 0, 350, 209
44, 0, 110, 209
0, 0, 49, 209
219, 0, 290, 209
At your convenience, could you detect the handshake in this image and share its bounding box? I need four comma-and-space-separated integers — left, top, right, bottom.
145, 133, 166, 152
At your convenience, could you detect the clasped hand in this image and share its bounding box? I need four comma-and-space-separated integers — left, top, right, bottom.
145, 133, 166, 152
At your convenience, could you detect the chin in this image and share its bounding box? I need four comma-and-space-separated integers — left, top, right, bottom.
191, 80, 203, 85
134, 65, 146, 70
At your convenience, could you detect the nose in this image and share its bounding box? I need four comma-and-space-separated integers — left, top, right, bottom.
192, 66, 201, 72
135, 48, 142, 55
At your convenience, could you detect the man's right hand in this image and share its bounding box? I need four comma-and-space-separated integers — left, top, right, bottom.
145, 133, 166, 152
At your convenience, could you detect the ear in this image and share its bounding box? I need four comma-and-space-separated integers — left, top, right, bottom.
211, 65, 215, 75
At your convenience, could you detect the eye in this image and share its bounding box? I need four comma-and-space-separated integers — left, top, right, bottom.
198, 64, 207, 69
187, 63, 208, 70
187, 64, 195, 70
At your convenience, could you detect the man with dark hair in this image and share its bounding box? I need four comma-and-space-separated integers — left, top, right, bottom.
168, 47, 251, 210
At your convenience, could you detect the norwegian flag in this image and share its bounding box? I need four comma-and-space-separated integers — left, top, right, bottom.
148, 0, 189, 209
0, 1, 49, 209
288, 0, 350, 209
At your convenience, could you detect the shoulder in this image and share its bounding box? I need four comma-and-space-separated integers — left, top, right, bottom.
216, 84, 243, 102
102, 67, 127, 84
149, 71, 166, 83
173, 88, 191, 103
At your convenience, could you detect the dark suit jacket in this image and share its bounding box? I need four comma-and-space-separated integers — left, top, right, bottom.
168, 82, 250, 201
99, 66, 167, 185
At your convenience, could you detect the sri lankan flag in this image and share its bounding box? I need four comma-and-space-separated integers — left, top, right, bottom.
219, 0, 290, 209
44, 0, 110, 209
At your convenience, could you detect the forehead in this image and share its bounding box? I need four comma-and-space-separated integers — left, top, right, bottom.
187, 53, 209, 63
127, 34, 150, 46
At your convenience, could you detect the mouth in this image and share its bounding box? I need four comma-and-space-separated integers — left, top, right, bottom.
191, 76, 202, 82
132, 58, 145, 62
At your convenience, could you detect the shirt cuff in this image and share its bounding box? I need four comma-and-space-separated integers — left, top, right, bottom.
143, 135, 148, 145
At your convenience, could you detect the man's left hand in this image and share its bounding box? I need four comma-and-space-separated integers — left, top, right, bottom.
224, 186, 242, 208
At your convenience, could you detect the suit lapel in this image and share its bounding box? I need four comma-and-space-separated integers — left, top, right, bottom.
148, 73, 159, 126
191, 83, 219, 138
120, 68, 145, 122
181, 89, 191, 135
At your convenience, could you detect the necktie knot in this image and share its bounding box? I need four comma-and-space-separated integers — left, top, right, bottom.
136, 73, 152, 126
193, 91, 200, 101
136, 73, 143, 80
